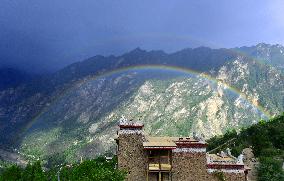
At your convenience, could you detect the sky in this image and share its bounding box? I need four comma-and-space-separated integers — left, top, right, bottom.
0, 0, 284, 72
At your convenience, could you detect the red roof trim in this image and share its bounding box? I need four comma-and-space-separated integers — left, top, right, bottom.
175, 143, 207, 148
144, 147, 176, 150
207, 164, 244, 169
119, 125, 144, 129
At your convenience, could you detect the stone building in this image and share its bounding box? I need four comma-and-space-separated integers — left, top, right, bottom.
115, 119, 250, 181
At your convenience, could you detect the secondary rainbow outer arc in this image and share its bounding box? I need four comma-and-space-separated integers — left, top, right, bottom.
16, 64, 272, 144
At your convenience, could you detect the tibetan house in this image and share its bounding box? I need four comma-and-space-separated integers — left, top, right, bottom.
115, 119, 250, 181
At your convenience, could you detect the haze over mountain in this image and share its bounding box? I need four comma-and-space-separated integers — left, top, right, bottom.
0, 43, 283, 163
1, 0, 284, 73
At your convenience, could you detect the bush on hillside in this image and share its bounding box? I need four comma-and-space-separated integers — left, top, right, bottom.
0, 156, 126, 181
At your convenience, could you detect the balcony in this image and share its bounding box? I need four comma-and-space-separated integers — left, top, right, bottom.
148, 155, 172, 172
149, 163, 172, 171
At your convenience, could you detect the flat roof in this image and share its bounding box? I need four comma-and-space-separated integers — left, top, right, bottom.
143, 136, 205, 149
207, 154, 236, 162
143, 136, 177, 148
116, 134, 206, 148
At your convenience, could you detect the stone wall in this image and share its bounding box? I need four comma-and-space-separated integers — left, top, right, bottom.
222, 173, 246, 181
171, 152, 246, 181
207, 172, 245, 181
172, 152, 208, 181
117, 132, 147, 181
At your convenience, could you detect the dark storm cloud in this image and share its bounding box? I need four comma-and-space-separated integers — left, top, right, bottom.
0, 0, 283, 72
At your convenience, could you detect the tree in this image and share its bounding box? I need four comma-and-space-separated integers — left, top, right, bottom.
258, 157, 284, 181
0, 165, 22, 181
32, 161, 47, 181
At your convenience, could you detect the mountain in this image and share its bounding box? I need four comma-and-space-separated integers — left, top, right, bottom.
0, 68, 32, 91
0, 44, 283, 163
236, 43, 284, 70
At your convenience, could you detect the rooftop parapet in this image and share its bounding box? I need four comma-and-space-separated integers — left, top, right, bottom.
118, 116, 144, 129
118, 117, 144, 135
174, 137, 207, 151
206, 148, 243, 165
206, 149, 247, 173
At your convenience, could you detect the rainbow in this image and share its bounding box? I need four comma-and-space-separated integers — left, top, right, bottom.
14, 64, 272, 144
81, 64, 271, 117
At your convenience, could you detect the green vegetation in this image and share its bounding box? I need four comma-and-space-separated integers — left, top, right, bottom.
20, 127, 92, 164
0, 160, 13, 173
58, 157, 126, 181
207, 113, 284, 181
213, 171, 225, 181
0, 161, 47, 181
0, 156, 126, 181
